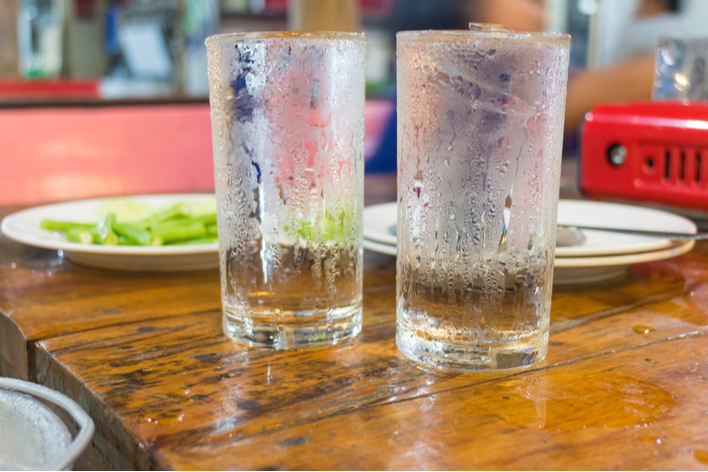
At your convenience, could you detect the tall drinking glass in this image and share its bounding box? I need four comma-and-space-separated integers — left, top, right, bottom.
396, 28, 570, 372
206, 32, 366, 349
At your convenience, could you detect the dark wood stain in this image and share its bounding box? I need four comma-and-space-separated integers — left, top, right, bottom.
237, 399, 262, 411
280, 437, 310, 447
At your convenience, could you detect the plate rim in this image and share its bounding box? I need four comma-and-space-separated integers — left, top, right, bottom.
0, 193, 219, 256
363, 200, 697, 257
553, 240, 695, 267
363, 238, 396, 256
363, 237, 695, 268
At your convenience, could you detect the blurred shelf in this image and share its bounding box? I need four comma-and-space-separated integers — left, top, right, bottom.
0, 96, 208, 109
219, 10, 393, 24
0, 80, 100, 100
220, 10, 287, 19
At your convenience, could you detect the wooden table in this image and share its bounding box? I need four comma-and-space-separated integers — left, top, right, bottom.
2, 170, 708, 470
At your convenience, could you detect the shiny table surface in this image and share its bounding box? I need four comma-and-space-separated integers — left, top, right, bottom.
2, 170, 708, 469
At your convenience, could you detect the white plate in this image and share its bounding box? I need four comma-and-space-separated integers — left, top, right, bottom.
363, 238, 695, 285
363, 200, 696, 257
363, 238, 397, 256
553, 240, 695, 284
1, 194, 219, 272
556, 200, 696, 256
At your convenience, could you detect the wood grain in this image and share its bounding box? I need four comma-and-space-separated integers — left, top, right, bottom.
4, 170, 708, 469
159, 335, 708, 470
0, 258, 221, 383
33, 246, 708, 469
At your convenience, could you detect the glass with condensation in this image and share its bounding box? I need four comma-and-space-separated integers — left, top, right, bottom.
206, 32, 366, 349
396, 27, 570, 371
652, 37, 708, 101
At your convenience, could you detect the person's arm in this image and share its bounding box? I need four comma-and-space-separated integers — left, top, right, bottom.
470, 0, 546, 32
564, 55, 655, 132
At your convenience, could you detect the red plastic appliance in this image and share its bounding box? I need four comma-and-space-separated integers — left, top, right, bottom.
580, 101, 708, 211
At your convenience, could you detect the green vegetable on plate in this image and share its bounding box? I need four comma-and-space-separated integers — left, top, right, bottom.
40, 199, 219, 247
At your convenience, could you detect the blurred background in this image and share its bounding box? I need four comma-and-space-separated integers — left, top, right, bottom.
2, 0, 706, 102
1, 0, 707, 204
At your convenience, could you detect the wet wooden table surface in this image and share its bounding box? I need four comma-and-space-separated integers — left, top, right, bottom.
3, 169, 708, 470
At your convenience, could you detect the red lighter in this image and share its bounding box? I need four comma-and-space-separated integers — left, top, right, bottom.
579, 101, 708, 212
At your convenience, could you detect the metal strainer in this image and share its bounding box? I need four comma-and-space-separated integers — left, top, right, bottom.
0, 378, 94, 471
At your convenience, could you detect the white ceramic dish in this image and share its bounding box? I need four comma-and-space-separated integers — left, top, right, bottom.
363, 200, 697, 258
363, 238, 695, 285
1, 194, 219, 272
362, 238, 396, 256
552, 239, 695, 284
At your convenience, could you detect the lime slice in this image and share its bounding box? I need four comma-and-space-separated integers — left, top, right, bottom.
98, 199, 154, 224
180, 199, 217, 217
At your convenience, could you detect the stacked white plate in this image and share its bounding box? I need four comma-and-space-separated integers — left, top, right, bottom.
363, 200, 697, 285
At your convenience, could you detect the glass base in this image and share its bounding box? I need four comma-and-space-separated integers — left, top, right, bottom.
396, 322, 548, 373
223, 303, 362, 349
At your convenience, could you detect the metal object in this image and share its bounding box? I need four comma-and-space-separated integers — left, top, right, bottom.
558, 224, 704, 240
556, 225, 588, 247
607, 144, 627, 166
468, 23, 509, 32
0, 377, 94, 471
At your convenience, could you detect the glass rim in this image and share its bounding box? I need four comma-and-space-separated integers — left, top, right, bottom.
396, 29, 570, 44
206, 31, 365, 45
